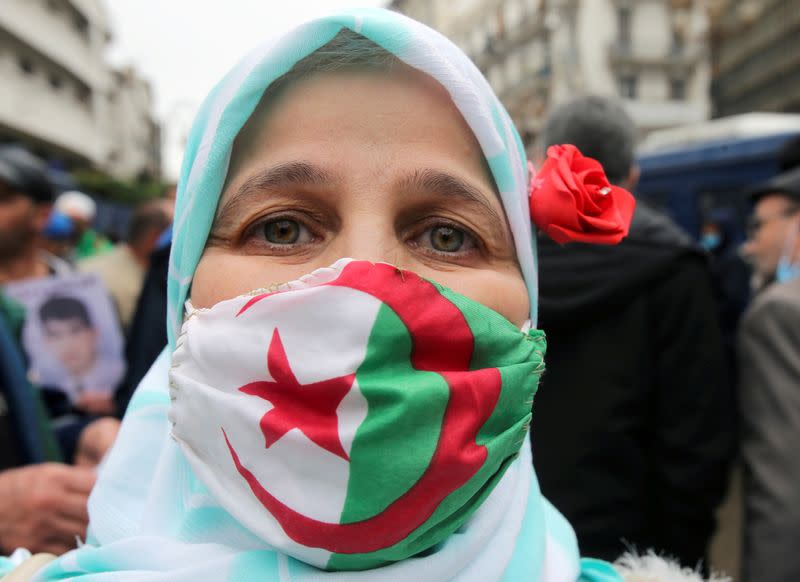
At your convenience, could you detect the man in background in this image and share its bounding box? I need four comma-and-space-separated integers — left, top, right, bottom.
79, 199, 173, 331
0, 145, 70, 283
738, 168, 800, 582
531, 96, 733, 569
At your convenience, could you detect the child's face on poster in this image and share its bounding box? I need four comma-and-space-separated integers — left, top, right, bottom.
43, 317, 98, 377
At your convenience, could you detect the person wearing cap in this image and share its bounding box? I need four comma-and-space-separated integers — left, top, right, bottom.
53, 191, 112, 261
0, 146, 70, 283
738, 166, 800, 582
741, 168, 800, 292
0, 145, 119, 558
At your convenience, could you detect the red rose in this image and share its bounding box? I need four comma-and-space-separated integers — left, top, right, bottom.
529, 144, 636, 245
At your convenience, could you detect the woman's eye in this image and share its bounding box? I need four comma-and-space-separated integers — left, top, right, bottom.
259, 218, 312, 246
430, 225, 464, 252
418, 224, 477, 254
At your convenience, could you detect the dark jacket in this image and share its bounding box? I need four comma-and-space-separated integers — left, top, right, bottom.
115, 243, 170, 415
531, 202, 734, 568
705, 209, 751, 391
0, 304, 61, 469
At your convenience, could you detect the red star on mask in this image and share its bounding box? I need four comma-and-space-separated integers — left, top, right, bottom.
239, 328, 355, 461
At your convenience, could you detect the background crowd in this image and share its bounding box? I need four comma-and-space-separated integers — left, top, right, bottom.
0, 1, 799, 581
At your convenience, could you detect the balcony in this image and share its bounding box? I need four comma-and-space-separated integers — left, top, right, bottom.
608, 41, 704, 74
0, 0, 105, 88
622, 99, 708, 133
471, 9, 549, 71
0, 55, 105, 165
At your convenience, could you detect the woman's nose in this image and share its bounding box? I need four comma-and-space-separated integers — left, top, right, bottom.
332, 220, 404, 266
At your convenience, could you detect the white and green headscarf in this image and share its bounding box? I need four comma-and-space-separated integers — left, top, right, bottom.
33, 8, 621, 582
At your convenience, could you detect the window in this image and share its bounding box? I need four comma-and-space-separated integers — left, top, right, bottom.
73, 13, 88, 36
670, 77, 687, 100
617, 7, 632, 50
671, 29, 684, 55
618, 74, 637, 98
526, 39, 542, 69
17, 57, 34, 75
49, 74, 62, 90
76, 85, 90, 104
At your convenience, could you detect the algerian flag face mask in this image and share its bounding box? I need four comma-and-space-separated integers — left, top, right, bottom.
169, 259, 545, 571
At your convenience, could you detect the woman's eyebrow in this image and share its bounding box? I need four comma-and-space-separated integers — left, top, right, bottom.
217, 161, 337, 223
397, 168, 506, 235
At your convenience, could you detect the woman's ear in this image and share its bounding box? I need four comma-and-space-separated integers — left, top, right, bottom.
624, 166, 640, 192
34, 203, 53, 234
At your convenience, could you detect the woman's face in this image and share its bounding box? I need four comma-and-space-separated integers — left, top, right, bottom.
192, 66, 529, 327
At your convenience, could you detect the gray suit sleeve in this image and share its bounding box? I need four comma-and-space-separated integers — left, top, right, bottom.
739, 287, 800, 582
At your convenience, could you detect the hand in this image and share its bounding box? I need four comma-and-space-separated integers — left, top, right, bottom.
74, 417, 120, 468
76, 391, 115, 416
0, 463, 95, 555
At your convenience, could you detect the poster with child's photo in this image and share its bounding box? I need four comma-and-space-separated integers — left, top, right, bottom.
5, 272, 125, 415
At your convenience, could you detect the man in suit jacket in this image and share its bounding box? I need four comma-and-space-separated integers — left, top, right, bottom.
738, 167, 800, 582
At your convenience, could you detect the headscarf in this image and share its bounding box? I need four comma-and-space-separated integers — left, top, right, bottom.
165, 7, 538, 347
35, 9, 621, 582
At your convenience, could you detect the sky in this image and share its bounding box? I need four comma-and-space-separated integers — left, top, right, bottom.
106, 1, 386, 179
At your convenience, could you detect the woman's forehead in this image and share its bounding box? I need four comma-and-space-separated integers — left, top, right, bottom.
225, 67, 493, 194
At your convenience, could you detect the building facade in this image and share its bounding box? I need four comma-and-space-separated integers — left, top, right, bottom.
0, 0, 160, 179
710, 0, 800, 117
105, 67, 161, 179
391, 0, 711, 148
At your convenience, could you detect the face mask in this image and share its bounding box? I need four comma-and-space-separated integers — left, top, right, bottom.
776, 260, 800, 283
169, 259, 544, 571
775, 218, 800, 284
700, 233, 721, 251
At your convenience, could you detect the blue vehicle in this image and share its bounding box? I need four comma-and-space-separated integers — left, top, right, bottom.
635, 114, 800, 242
